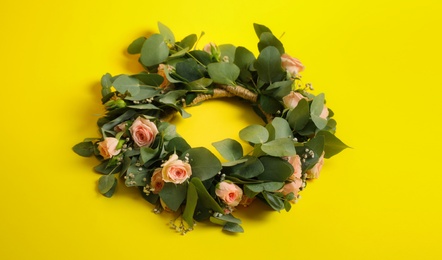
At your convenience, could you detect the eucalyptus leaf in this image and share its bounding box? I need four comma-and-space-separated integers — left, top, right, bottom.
316, 131, 350, 158
258, 156, 293, 182
177, 34, 197, 50
98, 174, 117, 195
212, 138, 243, 161
214, 213, 242, 224
140, 146, 159, 164
124, 87, 160, 101
176, 59, 206, 82
159, 182, 188, 212
101, 73, 113, 97
169, 47, 189, 59
127, 104, 160, 110
253, 23, 272, 38
232, 156, 264, 179
258, 32, 285, 55
166, 137, 191, 154
287, 98, 310, 131
127, 36, 146, 54
262, 191, 285, 211
112, 75, 140, 96
186, 147, 222, 181
254, 46, 285, 83
223, 222, 244, 233
239, 124, 269, 144
245, 182, 284, 193
182, 182, 198, 228
134, 73, 164, 87
266, 117, 293, 140
186, 78, 213, 91
158, 22, 175, 45
72, 141, 94, 157
234, 46, 256, 82
207, 62, 240, 85
190, 178, 223, 213
140, 34, 170, 67
259, 94, 283, 114
219, 44, 236, 63
261, 138, 297, 157
159, 90, 188, 104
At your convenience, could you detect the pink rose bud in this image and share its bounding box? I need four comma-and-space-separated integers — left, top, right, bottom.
278, 179, 303, 203
161, 154, 192, 184
129, 116, 159, 147
215, 181, 243, 207
203, 42, 221, 61
287, 154, 302, 180
281, 53, 305, 77
150, 168, 165, 194
97, 137, 121, 159
282, 91, 306, 109
306, 151, 325, 179
320, 105, 329, 119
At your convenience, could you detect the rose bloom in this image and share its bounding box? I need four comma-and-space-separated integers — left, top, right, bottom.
97, 137, 121, 159
157, 64, 171, 89
279, 178, 303, 203
306, 151, 325, 179
281, 53, 305, 76
282, 91, 306, 109
129, 116, 159, 147
215, 181, 243, 207
203, 42, 217, 54
287, 154, 302, 181
150, 168, 164, 194
320, 105, 329, 119
113, 122, 127, 133
161, 154, 192, 184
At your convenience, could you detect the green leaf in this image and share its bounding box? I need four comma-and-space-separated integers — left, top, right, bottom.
258, 156, 293, 182
234, 46, 256, 82
207, 62, 240, 85
94, 161, 121, 175
176, 59, 205, 82
177, 34, 197, 49
190, 178, 223, 213
112, 75, 140, 96
134, 73, 165, 87
219, 44, 236, 63
140, 34, 170, 67
127, 36, 146, 54
140, 146, 158, 164
166, 137, 191, 154
287, 98, 310, 131
186, 147, 222, 181
316, 131, 350, 158
258, 32, 285, 55
159, 90, 188, 104
214, 213, 242, 224
261, 138, 297, 157
245, 182, 284, 193
265, 80, 293, 99
232, 156, 264, 178
101, 73, 113, 97
212, 138, 243, 161
125, 164, 148, 187
254, 46, 285, 83
186, 78, 213, 91
310, 93, 327, 129
253, 23, 272, 38
258, 94, 283, 114
72, 141, 95, 157
182, 182, 198, 228
266, 117, 293, 140
239, 124, 269, 144
262, 191, 285, 211
159, 182, 188, 212
98, 174, 117, 195
223, 222, 244, 233
158, 22, 175, 45
169, 47, 189, 59
124, 87, 160, 101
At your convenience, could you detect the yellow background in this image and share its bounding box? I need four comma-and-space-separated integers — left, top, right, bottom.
1, 0, 441, 259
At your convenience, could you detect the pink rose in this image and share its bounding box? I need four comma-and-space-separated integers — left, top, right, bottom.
215, 181, 243, 207
150, 168, 164, 194
161, 154, 192, 184
129, 116, 159, 147
281, 53, 304, 76
203, 42, 217, 54
287, 154, 302, 180
320, 105, 329, 119
306, 151, 325, 179
114, 122, 127, 133
282, 91, 306, 109
279, 178, 303, 203
157, 64, 171, 89
97, 137, 121, 159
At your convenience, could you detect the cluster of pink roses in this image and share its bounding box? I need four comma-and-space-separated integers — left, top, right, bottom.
97, 116, 159, 159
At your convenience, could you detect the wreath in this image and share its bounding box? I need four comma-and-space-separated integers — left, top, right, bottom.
73, 22, 349, 234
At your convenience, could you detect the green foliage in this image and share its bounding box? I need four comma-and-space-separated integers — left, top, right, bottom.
212, 138, 243, 161
74, 22, 348, 234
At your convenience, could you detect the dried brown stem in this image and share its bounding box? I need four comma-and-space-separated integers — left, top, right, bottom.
187, 88, 235, 106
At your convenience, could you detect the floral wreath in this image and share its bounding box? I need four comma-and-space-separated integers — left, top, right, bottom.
73, 22, 348, 234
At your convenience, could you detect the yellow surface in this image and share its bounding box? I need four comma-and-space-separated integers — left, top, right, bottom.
1, 0, 442, 259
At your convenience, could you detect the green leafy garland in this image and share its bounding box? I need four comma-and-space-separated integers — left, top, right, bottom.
73, 22, 349, 234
